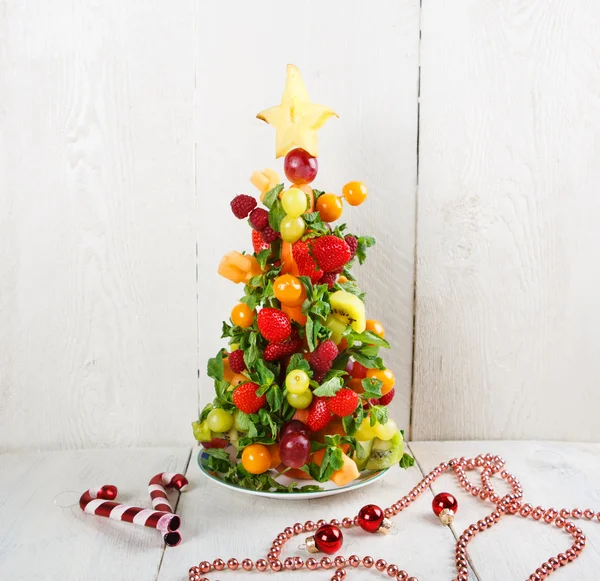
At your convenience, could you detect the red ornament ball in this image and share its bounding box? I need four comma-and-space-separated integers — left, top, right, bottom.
100, 485, 118, 500
357, 504, 385, 533
314, 524, 343, 554
432, 492, 458, 516
284, 148, 318, 185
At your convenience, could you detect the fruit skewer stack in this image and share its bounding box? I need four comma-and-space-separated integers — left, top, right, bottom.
192, 65, 413, 493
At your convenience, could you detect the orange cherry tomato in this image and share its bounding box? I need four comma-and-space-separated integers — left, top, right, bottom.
231, 303, 254, 328
365, 319, 385, 339
273, 274, 303, 306
366, 368, 395, 395
281, 303, 307, 326
337, 275, 349, 284
281, 241, 300, 276
342, 181, 368, 206
241, 444, 272, 474
316, 193, 343, 222
346, 377, 364, 394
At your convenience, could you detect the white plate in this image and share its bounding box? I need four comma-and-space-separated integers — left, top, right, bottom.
197, 447, 390, 500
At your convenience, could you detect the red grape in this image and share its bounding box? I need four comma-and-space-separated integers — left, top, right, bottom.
351, 361, 368, 380
279, 432, 311, 468
280, 419, 309, 440
200, 438, 228, 449
284, 148, 318, 185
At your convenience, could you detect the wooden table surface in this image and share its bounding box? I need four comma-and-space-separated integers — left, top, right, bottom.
1, 442, 599, 580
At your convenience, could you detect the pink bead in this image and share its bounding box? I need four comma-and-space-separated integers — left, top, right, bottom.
307, 558, 318, 570
270, 560, 282, 572
396, 571, 408, 580
387, 564, 399, 576
342, 517, 353, 528
284, 527, 294, 537
584, 509, 595, 520
294, 523, 304, 534
305, 521, 316, 531
227, 558, 238, 570
348, 555, 360, 567
334, 556, 346, 567
572, 509, 582, 519
242, 559, 253, 571
320, 557, 333, 569
375, 559, 388, 571
256, 559, 268, 571
363, 556, 374, 568
213, 559, 225, 571
199, 561, 211, 574
284, 558, 294, 570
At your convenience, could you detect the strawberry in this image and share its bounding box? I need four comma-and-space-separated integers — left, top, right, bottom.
263, 333, 302, 361
371, 388, 395, 407
311, 236, 351, 273
307, 397, 332, 432
231, 194, 257, 219
228, 349, 246, 373
327, 388, 359, 417
292, 240, 323, 283
257, 308, 291, 343
252, 229, 271, 254
233, 382, 266, 414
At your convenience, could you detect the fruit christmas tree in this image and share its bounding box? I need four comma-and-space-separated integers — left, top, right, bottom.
193, 64, 414, 492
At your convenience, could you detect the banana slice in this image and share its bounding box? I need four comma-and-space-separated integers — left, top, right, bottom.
329, 290, 366, 333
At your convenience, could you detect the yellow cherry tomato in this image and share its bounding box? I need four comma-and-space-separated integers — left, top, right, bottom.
231, 303, 254, 328
241, 444, 272, 474
342, 181, 368, 206
366, 368, 395, 395
316, 193, 343, 222
365, 319, 385, 339
274, 274, 304, 306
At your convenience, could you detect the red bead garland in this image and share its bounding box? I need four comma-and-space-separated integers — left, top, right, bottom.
187, 453, 599, 581
357, 504, 384, 533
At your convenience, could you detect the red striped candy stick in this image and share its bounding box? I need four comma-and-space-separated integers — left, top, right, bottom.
148, 473, 189, 513
79, 484, 182, 546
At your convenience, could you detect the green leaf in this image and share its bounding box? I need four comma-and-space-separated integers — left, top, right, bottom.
298, 276, 314, 298
361, 378, 383, 399
240, 293, 261, 310
262, 183, 284, 209
399, 453, 415, 469
302, 211, 321, 223
356, 235, 376, 265
258, 408, 278, 438
256, 249, 271, 270
286, 353, 311, 376
234, 411, 252, 431
305, 316, 315, 351
319, 446, 344, 480
266, 385, 283, 413
313, 376, 343, 396
352, 351, 385, 370
312, 189, 325, 201
310, 441, 327, 452
255, 359, 275, 387
199, 402, 213, 422
324, 434, 341, 447
369, 405, 389, 427
349, 329, 390, 349
336, 281, 366, 301
268, 199, 287, 232
207, 350, 224, 381
244, 345, 259, 370
221, 321, 233, 338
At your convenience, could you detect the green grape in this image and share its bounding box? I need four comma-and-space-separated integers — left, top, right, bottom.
280, 215, 306, 243
192, 420, 211, 442
355, 417, 376, 441
286, 389, 313, 409
281, 188, 308, 217
373, 419, 398, 441
285, 369, 310, 394
206, 408, 234, 432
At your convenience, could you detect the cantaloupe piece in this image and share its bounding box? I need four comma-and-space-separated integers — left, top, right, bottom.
297, 184, 315, 213
292, 408, 310, 424
268, 444, 282, 469
244, 256, 263, 283
281, 242, 299, 275
218, 260, 246, 283
227, 251, 253, 271
282, 304, 307, 326
223, 358, 236, 384
230, 374, 246, 387
330, 452, 360, 486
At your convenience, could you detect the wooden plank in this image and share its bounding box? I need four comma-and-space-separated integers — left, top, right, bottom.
0, 447, 191, 581
0, 0, 197, 450
413, 0, 600, 440
157, 446, 459, 581
194, 0, 420, 431
411, 441, 600, 580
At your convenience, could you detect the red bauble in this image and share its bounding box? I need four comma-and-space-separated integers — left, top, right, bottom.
284, 148, 318, 184
314, 524, 343, 554
432, 492, 458, 516
357, 504, 385, 533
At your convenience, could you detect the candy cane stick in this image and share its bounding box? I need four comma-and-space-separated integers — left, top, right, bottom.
148, 473, 188, 513
79, 484, 182, 546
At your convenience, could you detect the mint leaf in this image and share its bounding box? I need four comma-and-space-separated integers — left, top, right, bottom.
268, 199, 287, 231
262, 184, 284, 209
234, 411, 253, 431
361, 377, 383, 399
244, 345, 259, 370
266, 385, 283, 413
312, 189, 325, 201
369, 405, 389, 427
336, 281, 366, 301
302, 211, 321, 223
207, 350, 224, 381
254, 359, 275, 387
324, 434, 341, 447
256, 249, 271, 270
319, 446, 343, 481
199, 403, 213, 422
313, 376, 343, 396
305, 316, 315, 351
286, 354, 311, 376
399, 453, 415, 469
356, 236, 376, 265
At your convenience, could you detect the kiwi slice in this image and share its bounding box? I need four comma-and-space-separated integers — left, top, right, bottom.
329, 290, 366, 333
366, 431, 404, 470
352, 439, 374, 471
192, 420, 211, 442
325, 314, 348, 344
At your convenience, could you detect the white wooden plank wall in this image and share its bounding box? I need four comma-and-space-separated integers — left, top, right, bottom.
413, 0, 600, 441
2, 0, 600, 450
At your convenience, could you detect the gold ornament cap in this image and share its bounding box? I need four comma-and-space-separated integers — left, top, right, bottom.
439, 508, 455, 526
378, 517, 393, 534
305, 535, 319, 553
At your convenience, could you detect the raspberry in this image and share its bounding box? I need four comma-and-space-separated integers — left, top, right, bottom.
233, 382, 266, 414
320, 272, 338, 289
261, 225, 280, 243
231, 194, 257, 219
263, 334, 302, 361
252, 229, 271, 254
371, 388, 395, 407
344, 235, 358, 259
309, 340, 338, 378
327, 388, 359, 417
249, 208, 269, 231
257, 308, 292, 343
307, 397, 332, 432
228, 349, 246, 374
292, 240, 323, 284
317, 339, 339, 362
311, 235, 351, 273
